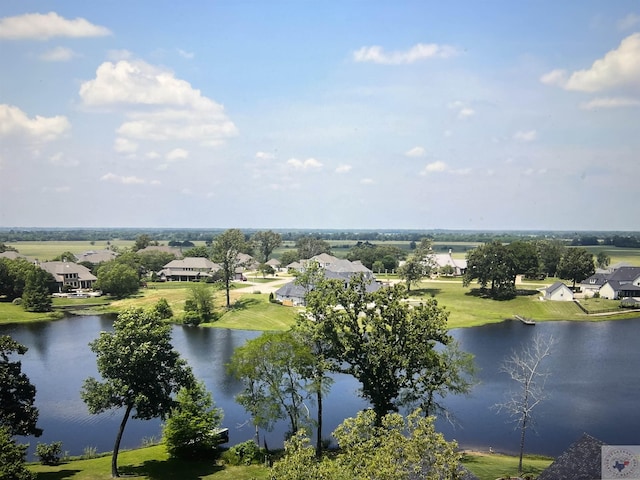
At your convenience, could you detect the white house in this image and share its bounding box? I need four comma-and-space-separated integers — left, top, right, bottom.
581, 266, 640, 300
39, 261, 97, 292
434, 250, 467, 276
540, 281, 574, 301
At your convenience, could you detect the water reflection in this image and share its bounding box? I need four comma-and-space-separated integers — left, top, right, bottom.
2, 315, 640, 458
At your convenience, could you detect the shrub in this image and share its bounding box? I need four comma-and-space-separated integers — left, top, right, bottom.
0, 427, 35, 480
222, 440, 265, 466
82, 446, 97, 459
36, 441, 63, 465
183, 310, 203, 326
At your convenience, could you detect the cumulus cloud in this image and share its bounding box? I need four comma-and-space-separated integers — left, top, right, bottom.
420, 161, 448, 175
100, 172, 146, 185
405, 146, 426, 157
80, 59, 237, 146
39, 46, 78, 62
0, 104, 70, 141
541, 33, 640, 92
581, 97, 640, 109
165, 148, 189, 161
513, 130, 538, 142
0, 12, 111, 40
335, 164, 352, 173
287, 157, 323, 170
255, 151, 276, 160
360, 178, 375, 184
618, 13, 640, 31
353, 42, 458, 65
114, 137, 138, 154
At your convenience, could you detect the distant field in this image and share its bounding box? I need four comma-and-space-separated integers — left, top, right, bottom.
5, 240, 135, 260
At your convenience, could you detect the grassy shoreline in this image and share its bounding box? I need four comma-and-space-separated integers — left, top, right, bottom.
27, 443, 553, 480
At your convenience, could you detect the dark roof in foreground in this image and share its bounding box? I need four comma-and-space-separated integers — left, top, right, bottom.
537, 433, 605, 480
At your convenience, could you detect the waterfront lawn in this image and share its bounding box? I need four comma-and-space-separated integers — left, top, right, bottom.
28, 444, 551, 480
461, 452, 553, 480
28, 445, 269, 480
213, 293, 300, 330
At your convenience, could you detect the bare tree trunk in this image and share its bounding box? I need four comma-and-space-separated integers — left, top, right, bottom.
519, 413, 527, 474
315, 388, 323, 458
112, 403, 133, 478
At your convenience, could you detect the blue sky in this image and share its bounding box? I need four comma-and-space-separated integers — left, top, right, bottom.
1, 1, 639, 230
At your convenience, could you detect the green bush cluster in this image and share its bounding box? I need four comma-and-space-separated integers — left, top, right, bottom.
221, 440, 265, 466
36, 441, 63, 465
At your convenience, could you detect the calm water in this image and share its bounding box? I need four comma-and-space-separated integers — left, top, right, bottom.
2, 315, 639, 458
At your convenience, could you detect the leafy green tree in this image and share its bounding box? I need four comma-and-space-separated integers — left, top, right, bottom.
183, 245, 211, 258
372, 260, 384, 274
271, 409, 463, 480
0, 258, 33, 300
557, 247, 595, 288
81, 307, 193, 477
0, 427, 35, 480
596, 251, 611, 270
397, 256, 424, 292
184, 282, 215, 325
163, 381, 223, 459
211, 229, 249, 308
0, 335, 42, 437
252, 230, 283, 263
21, 268, 53, 312
228, 331, 315, 442
152, 297, 173, 320
507, 240, 541, 279
463, 241, 517, 299
133, 234, 152, 251
279, 250, 300, 268
258, 263, 275, 278
308, 276, 470, 421
536, 239, 565, 277
295, 236, 331, 260
137, 251, 176, 273
95, 262, 139, 298
50, 251, 78, 262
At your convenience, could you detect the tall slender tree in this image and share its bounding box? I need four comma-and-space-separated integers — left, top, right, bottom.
81, 308, 193, 477
211, 229, 249, 308
252, 230, 282, 263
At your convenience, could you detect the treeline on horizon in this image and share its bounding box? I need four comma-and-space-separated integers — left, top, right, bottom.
1, 227, 639, 247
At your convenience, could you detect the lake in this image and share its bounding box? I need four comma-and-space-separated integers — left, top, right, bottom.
2, 315, 639, 458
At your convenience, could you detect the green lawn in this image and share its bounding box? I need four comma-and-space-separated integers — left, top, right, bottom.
27, 444, 552, 480
5, 240, 135, 261
213, 293, 301, 330
461, 452, 553, 479
28, 445, 269, 480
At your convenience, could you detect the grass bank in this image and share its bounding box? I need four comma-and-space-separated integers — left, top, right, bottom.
27, 444, 552, 480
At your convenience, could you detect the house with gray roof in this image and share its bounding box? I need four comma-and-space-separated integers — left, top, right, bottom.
158, 257, 221, 282
38, 261, 97, 292
75, 249, 118, 265
540, 281, 574, 301
275, 255, 380, 306
537, 433, 604, 480
581, 266, 640, 300
434, 250, 468, 276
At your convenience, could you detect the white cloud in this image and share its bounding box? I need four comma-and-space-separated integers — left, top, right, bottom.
448, 100, 475, 119
39, 46, 78, 62
449, 168, 472, 175
81, 59, 237, 146
166, 148, 189, 161
420, 161, 448, 175
100, 172, 146, 184
540, 68, 568, 87
256, 151, 276, 160
0, 104, 70, 141
618, 13, 640, 30
513, 130, 538, 142
0, 12, 111, 40
335, 164, 352, 173
114, 137, 138, 154
405, 146, 426, 157
360, 178, 375, 185
542, 33, 640, 92
49, 152, 79, 167
177, 48, 195, 60
287, 157, 323, 170
145, 151, 161, 159
353, 42, 458, 65
580, 96, 640, 109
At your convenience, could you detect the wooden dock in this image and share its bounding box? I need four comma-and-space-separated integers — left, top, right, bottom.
515, 314, 535, 325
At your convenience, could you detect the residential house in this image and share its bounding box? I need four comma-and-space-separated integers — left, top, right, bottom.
434, 250, 468, 276
0, 251, 32, 261
581, 266, 640, 300
158, 257, 221, 282
275, 254, 380, 306
75, 250, 117, 265
540, 281, 574, 301
38, 261, 97, 292
265, 258, 281, 271
537, 433, 604, 480
235, 253, 258, 279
